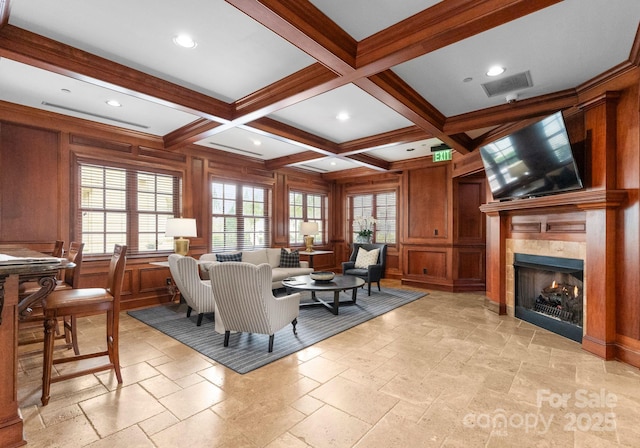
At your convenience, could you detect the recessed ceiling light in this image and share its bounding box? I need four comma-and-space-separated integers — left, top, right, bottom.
486, 66, 505, 77
463, 77, 473, 83
61, 88, 71, 93
330, 161, 337, 166
252, 139, 261, 146
336, 112, 350, 121
173, 34, 197, 49
106, 100, 122, 107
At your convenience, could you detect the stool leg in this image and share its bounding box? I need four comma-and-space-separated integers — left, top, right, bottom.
63, 316, 80, 355
41, 316, 57, 406
106, 309, 122, 383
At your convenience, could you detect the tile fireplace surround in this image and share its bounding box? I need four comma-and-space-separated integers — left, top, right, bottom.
505, 239, 586, 318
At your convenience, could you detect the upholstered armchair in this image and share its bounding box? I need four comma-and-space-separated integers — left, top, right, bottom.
208, 262, 300, 352
168, 254, 217, 327
341, 243, 387, 296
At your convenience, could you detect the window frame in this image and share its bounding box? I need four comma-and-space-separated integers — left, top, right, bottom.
288, 189, 328, 247
73, 156, 182, 258
348, 190, 397, 245
210, 178, 272, 252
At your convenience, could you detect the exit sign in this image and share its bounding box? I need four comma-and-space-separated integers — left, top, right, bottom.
433, 149, 452, 162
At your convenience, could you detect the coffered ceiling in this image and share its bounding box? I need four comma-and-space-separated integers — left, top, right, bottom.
0, 0, 639, 175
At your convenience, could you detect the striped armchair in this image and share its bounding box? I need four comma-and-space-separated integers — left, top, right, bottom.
168, 254, 217, 327
208, 262, 300, 352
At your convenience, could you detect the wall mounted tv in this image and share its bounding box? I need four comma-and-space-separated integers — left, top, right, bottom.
479, 111, 584, 201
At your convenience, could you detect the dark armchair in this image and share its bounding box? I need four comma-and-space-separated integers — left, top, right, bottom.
341, 243, 387, 296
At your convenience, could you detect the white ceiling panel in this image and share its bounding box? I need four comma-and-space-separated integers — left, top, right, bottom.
294, 156, 363, 174
9, 0, 315, 102
0, 58, 198, 135
309, 0, 441, 40
268, 84, 413, 143
195, 126, 315, 160
392, 0, 640, 117
367, 138, 444, 162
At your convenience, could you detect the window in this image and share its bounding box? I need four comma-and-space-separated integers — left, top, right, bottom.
211, 181, 271, 251
349, 192, 397, 244
289, 191, 327, 246
77, 161, 180, 255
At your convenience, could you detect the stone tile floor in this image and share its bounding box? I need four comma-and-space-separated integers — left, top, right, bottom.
17, 281, 640, 447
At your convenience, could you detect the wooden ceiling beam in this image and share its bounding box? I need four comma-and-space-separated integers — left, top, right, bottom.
233, 63, 339, 119
321, 166, 386, 181
221, 0, 559, 160
338, 126, 432, 154
444, 89, 578, 136
356, 0, 564, 71
345, 152, 392, 171
356, 71, 473, 154
248, 116, 341, 153
0, 0, 10, 28
1, 0, 567, 165
263, 125, 431, 170
164, 119, 227, 150
226, 0, 357, 73
264, 151, 323, 171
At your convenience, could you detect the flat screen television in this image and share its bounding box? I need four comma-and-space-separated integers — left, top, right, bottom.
479, 111, 584, 201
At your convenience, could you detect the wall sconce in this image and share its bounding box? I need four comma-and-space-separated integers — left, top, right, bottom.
300, 221, 319, 252
165, 218, 197, 256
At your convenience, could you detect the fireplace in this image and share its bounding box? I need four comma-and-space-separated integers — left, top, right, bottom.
514, 253, 584, 342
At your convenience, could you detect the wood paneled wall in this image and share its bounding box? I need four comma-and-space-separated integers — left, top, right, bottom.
0, 99, 488, 307
480, 69, 640, 367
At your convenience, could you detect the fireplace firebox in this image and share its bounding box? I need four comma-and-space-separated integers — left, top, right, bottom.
514, 253, 584, 342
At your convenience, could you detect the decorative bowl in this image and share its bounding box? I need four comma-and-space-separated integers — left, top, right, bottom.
310, 271, 335, 282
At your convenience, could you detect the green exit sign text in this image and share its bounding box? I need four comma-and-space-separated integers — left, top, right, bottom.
433, 149, 452, 162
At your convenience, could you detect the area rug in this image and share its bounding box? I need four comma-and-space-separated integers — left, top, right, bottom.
127, 287, 426, 374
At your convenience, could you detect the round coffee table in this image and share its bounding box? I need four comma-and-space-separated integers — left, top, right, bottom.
282, 274, 365, 315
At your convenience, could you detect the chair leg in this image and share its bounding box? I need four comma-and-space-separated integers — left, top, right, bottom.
377, 281, 381, 292
106, 309, 122, 383
268, 334, 274, 352
291, 318, 298, 335
186, 306, 192, 317
368, 282, 372, 296
64, 316, 80, 355
41, 316, 57, 406
197, 313, 204, 326
224, 331, 230, 347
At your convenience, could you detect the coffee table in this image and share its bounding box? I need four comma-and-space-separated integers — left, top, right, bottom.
282, 274, 365, 315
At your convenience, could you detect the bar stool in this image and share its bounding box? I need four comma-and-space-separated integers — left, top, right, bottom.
40, 244, 127, 406
18, 242, 84, 356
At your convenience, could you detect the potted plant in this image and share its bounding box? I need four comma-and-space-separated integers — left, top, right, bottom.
354, 216, 376, 243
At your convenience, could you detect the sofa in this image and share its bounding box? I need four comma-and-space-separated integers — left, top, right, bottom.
199, 248, 313, 289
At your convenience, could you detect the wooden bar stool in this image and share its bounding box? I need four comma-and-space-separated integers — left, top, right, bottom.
18, 242, 85, 356
40, 244, 127, 406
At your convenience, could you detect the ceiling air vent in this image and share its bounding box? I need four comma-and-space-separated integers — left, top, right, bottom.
208, 143, 263, 157
481, 71, 533, 97
41, 101, 149, 129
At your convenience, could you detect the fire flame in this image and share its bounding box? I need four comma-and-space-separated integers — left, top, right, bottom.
551, 280, 557, 289
574, 286, 579, 298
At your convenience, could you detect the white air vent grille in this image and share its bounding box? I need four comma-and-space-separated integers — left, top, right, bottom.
481, 71, 533, 97
208, 143, 263, 157
41, 102, 149, 129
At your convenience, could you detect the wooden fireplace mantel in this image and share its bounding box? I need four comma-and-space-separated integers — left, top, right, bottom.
480, 189, 628, 215
481, 188, 628, 361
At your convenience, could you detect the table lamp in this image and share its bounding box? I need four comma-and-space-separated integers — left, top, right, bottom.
300, 221, 319, 252
165, 218, 197, 256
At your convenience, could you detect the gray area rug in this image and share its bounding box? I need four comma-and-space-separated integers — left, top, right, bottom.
127, 287, 427, 374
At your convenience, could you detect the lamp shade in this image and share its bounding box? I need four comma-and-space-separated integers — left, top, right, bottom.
300, 221, 319, 235
165, 218, 197, 237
